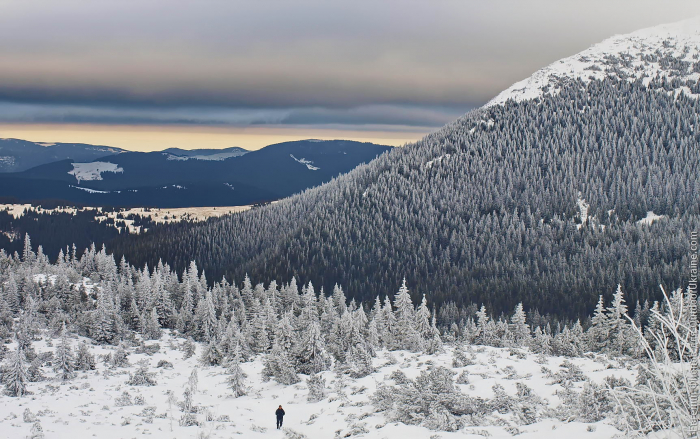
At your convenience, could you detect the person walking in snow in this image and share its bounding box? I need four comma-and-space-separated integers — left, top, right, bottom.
275, 405, 285, 429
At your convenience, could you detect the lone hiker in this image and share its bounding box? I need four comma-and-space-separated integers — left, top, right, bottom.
275, 405, 285, 429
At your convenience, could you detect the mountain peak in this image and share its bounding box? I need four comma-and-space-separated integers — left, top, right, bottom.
488, 17, 700, 107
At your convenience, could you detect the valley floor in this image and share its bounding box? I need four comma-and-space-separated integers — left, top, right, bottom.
1, 204, 254, 234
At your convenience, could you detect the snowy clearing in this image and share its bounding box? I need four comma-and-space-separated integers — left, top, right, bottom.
637, 211, 666, 226
425, 154, 451, 169
68, 162, 124, 183
290, 155, 320, 171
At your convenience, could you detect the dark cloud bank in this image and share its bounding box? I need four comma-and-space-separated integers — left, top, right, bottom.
0, 0, 698, 131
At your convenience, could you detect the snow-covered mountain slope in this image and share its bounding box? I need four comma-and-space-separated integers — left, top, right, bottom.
124, 18, 700, 318
0, 332, 636, 439
0, 140, 391, 208
0, 139, 125, 173
488, 17, 700, 106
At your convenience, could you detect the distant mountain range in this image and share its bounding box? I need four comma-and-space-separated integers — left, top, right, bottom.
0, 139, 392, 207
160, 146, 250, 160
0, 138, 125, 172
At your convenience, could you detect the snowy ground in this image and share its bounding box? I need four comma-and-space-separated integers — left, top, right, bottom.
488, 16, 700, 107
0, 331, 637, 439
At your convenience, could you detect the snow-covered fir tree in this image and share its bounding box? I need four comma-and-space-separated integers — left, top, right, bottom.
226, 343, 247, 397
392, 279, 422, 351
74, 341, 96, 371
53, 323, 75, 381
4, 344, 28, 397
306, 373, 326, 402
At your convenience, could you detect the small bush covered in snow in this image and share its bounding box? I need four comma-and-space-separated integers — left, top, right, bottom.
126, 362, 157, 386
110, 345, 130, 368
114, 390, 133, 407
135, 343, 160, 356
372, 366, 488, 431
29, 421, 44, 439
23, 408, 37, 423
179, 413, 199, 427
283, 429, 308, 439
156, 359, 173, 369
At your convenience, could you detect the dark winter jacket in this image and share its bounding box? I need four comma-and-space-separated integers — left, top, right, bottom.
276, 408, 285, 419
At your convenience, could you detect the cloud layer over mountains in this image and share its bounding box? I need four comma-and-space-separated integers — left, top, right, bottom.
1, 1, 698, 133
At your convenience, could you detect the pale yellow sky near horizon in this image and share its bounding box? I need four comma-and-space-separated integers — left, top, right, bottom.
0, 124, 427, 151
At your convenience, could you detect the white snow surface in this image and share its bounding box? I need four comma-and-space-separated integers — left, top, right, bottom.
425, 154, 451, 169
0, 156, 16, 166
637, 210, 667, 225
69, 185, 113, 194
68, 162, 123, 183
575, 195, 590, 230
0, 331, 638, 439
165, 151, 248, 161
488, 17, 700, 106
290, 154, 320, 170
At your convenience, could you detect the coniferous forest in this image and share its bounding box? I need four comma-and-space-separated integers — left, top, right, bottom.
102, 77, 700, 320
0, 236, 696, 436
2, 2, 700, 437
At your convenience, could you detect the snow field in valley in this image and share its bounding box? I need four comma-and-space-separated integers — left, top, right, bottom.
68, 162, 124, 183
0, 331, 637, 439
0, 203, 257, 235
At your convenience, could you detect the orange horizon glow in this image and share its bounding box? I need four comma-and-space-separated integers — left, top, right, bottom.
0, 123, 429, 151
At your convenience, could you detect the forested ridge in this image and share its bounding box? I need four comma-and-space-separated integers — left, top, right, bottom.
105, 77, 700, 320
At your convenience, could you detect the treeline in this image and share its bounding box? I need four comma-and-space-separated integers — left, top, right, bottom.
0, 235, 684, 370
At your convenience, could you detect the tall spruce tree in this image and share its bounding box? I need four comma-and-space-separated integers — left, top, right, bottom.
510, 303, 530, 348
54, 324, 75, 381
392, 279, 421, 351
295, 321, 332, 375
226, 343, 247, 397
4, 344, 28, 397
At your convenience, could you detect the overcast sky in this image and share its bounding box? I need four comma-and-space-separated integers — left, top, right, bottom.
1, 0, 699, 150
